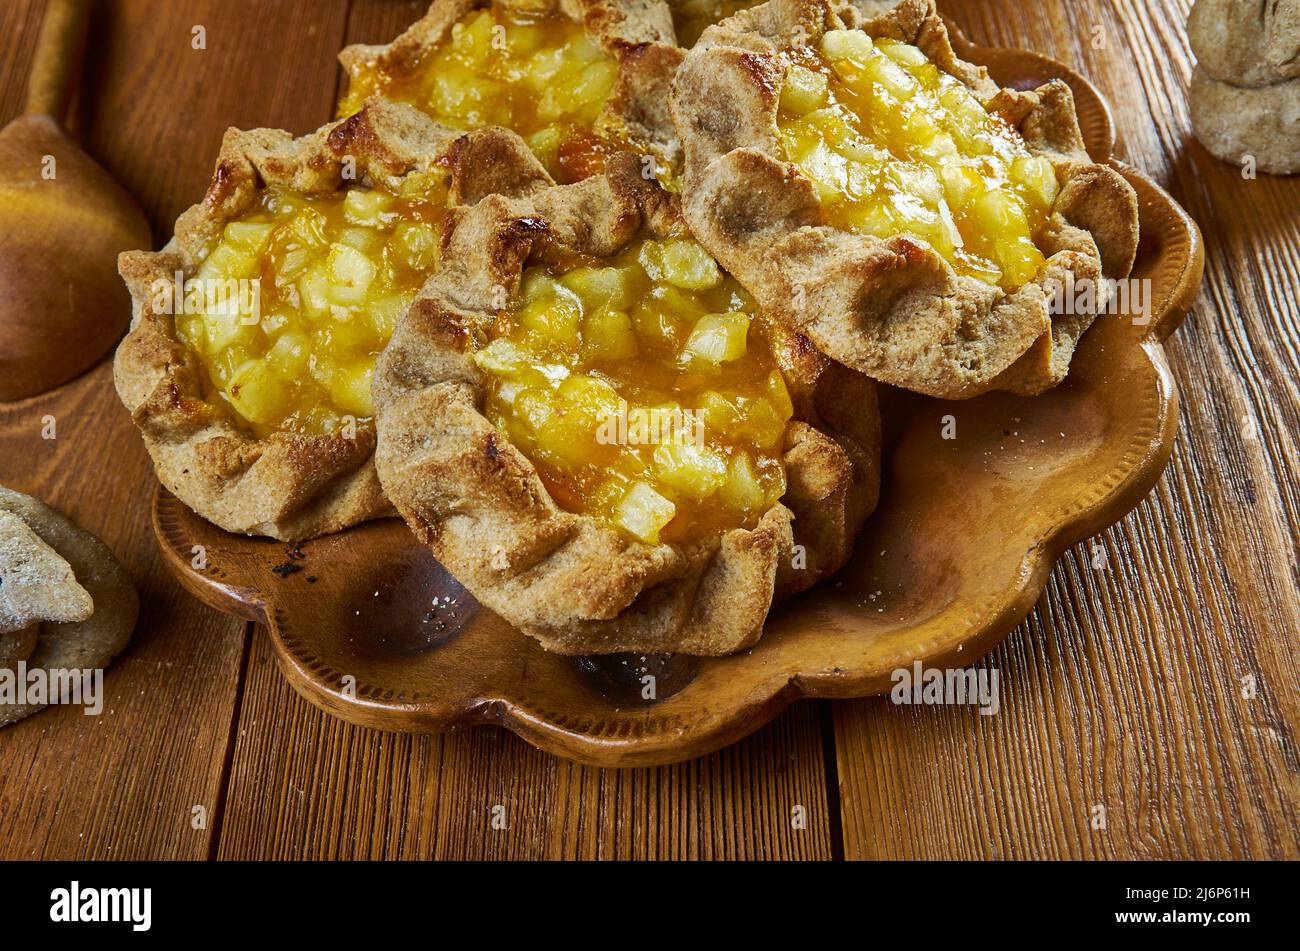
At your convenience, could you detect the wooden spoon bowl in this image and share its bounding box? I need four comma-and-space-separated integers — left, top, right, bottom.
0, 0, 151, 402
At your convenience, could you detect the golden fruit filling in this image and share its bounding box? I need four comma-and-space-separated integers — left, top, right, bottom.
176, 173, 448, 437
670, 0, 763, 47
338, 4, 627, 184
778, 30, 1060, 289
474, 238, 792, 544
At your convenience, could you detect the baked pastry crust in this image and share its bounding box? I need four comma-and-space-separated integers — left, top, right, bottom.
116, 99, 528, 541
1191, 66, 1300, 175
338, 0, 687, 171
0, 487, 139, 727
671, 0, 1140, 398
373, 148, 880, 655
1188, 0, 1300, 88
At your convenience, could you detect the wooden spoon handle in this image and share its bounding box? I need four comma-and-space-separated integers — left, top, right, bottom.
23, 0, 91, 121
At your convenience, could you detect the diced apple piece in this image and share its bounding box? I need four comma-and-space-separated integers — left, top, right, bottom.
519, 268, 565, 304
397, 170, 447, 201
328, 360, 376, 417
285, 208, 329, 251
202, 302, 257, 353
175, 314, 206, 353
227, 360, 291, 426
718, 453, 767, 512
558, 374, 623, 423
526, 126, 565, 173
451, 9, 495, 63
995, 236, 1046, 288
223, 220, 275, 252
325, 244, 377, 306
514, 387, 556, 432
583, 309, 639, 361
781, 65, 829, 115
265, 331, 310, 378
197, 241, 257, 282
570, 59, 618, 108
615, 482, 676, 544
887, 163, 944, 206
365, 292, 413, 339
683, 312, 750, 364
766, 370, 794, 420
338, 226, 380, 252
393, 221, 440, 272
941, 164, 984, 209
652, 443, 727, 500
740, 397, 786, 448
862, 52, 919, 101
519, 297, 581, 348
1010, 155, 1059, 211
696, 390, 742, 434
561, 265, 643, 310
474, 338, 531, 375
298, 262, 331, 320
820, 29, 874, 62
658, 239, 722, 290
276, 247, 311, 283
972, 189, 1028, 235
875, 40, 929, 68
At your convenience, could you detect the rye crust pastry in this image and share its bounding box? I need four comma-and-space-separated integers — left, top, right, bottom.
338, 0, 687, 173
373, 150, 881, 655
671, 0, 1140, 398
116, 100, 523, 541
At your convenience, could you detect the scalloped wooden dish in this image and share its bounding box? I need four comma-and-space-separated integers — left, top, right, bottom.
152, 29, 1204, 766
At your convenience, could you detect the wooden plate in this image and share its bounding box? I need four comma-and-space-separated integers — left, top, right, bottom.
152, 33, 1204, 767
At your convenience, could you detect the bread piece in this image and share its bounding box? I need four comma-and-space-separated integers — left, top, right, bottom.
0, 510, 93, 633
1190, 66, 1300, 175
0, 487, 139, 727
1188, 0, 1300, 88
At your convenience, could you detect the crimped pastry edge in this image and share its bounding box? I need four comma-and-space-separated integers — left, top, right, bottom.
115, 99, 556, 540
373, 150, 880, 655
337, 0, 688, 171
671, 0, 1141, 398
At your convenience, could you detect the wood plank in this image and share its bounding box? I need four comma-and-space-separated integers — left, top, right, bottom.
833, 0, 1299, 860
0, 0, 351, 859
216, 627, 835, 859
209, 0, 835, 860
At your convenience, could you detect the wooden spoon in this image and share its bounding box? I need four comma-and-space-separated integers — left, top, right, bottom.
0, 0, 151, 402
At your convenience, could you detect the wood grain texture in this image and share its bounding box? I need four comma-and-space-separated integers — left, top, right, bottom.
0, 0, 352, 859
833, 0, 1299, 860
216, 628, 834, 859
0, 0, 1292, 860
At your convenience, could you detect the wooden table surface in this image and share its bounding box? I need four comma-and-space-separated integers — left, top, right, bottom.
0, 0, 1295, 860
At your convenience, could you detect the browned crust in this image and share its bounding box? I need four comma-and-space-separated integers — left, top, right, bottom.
338, 0, 686, 166
373, 151, 880, 655
671, 0, 1140, 398
115, 99, 550, 541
